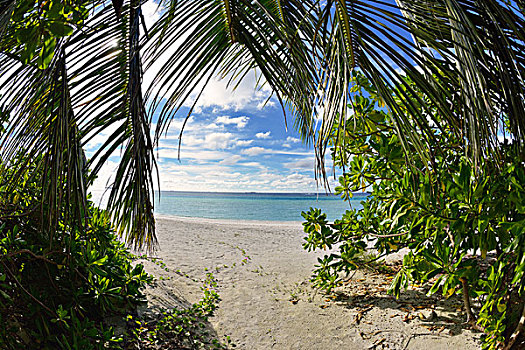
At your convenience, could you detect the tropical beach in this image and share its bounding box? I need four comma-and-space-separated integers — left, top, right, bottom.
2, 0, 525, 349
139, 216, 481, 349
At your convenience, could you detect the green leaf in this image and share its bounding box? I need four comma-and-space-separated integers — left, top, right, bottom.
0, 289, 12, 302
424, 268, 443, 281
46, 21, 74, 37
38, 37, 56, 69
92, 256, 108, 266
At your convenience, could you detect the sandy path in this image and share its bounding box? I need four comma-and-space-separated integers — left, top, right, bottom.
138, 216, 481, 349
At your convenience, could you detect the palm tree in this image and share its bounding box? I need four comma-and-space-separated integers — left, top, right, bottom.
1, 0, 524, 250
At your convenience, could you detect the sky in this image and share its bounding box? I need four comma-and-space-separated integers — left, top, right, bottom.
88, 81, 334, 193
85, 0, 420, 195
88, 74, 334, 193
86, 1, 336, 194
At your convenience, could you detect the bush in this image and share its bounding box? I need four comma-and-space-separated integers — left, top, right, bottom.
126, 272, 231, 349
303, 72, 525, 349
0, 152, 229, 349
0, 155, 152, 349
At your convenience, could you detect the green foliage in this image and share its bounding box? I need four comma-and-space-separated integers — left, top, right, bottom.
126, 272, 232, 349
0, 208, 153, 348
3, 0, 525, 251
0, 150, 229, 349
5, 0, 89, 68
0, 152, 153, 349
302, 72, 525, 349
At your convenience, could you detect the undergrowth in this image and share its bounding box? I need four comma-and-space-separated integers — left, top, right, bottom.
0, 154, 229, 349
125, 272, 232, 349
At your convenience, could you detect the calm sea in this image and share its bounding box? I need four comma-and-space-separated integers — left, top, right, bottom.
152, 191, 366, 222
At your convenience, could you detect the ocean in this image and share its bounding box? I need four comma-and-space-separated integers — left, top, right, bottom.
91, 191, 367, 222
152, 191, 366, 222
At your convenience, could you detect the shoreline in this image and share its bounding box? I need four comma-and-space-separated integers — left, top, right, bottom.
154, 213, 304, 228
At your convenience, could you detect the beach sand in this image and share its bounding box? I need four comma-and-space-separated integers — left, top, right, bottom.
138, 216, 482, 349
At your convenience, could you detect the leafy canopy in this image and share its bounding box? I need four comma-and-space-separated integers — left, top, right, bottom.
1, 0, 525, 249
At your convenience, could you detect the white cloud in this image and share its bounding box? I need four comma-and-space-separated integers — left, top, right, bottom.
284, 158, 314, 170
241, 147, 267, 156
240, 146, 311, 157
204, 132, 236, 149
256, 99, 276, 110
215, 115, 249, 129
281, 136, 301, 149
237, 162, 265, 168
84, 121, 123, 151
277, 150, 311, 156
158, 148, 229, 161
141, 1, 163, 29
256, 131, 271, 139
269, 173, 316, 190
89, 159, 120, 206
90, 157, 328, 195
159, 116, 244, 151
155, 160, 319, 192
161, 116, 222, 138
185, 70, 275, 112
236, 140, 253, 147
177, 135, 202, 147
219, 155, 243, 165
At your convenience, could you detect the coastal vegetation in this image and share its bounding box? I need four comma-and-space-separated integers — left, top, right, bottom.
0, 151, 152, 347
303, 73, 525, 349
1, 0, 525, 349
0, 149, 227, 348
2, 0, 524, 249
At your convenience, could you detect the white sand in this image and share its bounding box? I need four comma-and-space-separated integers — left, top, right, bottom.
138, 216, 481, 349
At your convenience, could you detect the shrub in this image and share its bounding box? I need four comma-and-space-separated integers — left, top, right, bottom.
0, 155, 153, 349
303, 72, 525, 349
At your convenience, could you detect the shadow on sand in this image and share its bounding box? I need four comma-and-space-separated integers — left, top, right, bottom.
114, 278, 229, 350
314, 268, 482, 349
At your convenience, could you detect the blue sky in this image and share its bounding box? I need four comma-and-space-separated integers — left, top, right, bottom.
87, 1, 342, 194
146, 77, 329, 193
89, 87, 331, 193
87, 50, 334, 193
87, 0, 412, 194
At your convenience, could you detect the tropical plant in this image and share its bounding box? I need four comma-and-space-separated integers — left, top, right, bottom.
0, 0, 318, 249
126, 272, 230, 349
0, 151, 153, 348
302, 72, 525, 349
0, 148, 230, 349
2, 1, 525, 249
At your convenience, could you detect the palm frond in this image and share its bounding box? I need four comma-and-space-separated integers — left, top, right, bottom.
68, 2, 157, 250
1, 1, 157, 250
144, 0, 320, 147
313, 0, 525, 173
0, 41, 88, 237
106, 0, 157, 251
2, 0, 525, 251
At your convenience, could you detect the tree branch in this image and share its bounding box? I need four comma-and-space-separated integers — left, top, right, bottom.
503, 304, 525, 350
1, 249, 59, 265
0, 260, 56, 316
368, 231, 410, 238
460, 277, 485, 332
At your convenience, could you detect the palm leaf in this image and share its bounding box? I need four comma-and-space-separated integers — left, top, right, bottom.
1, 1, 157, 250
313, 0, 525, 172
68, 1, 157, 250
144, 0, 320, 147
0, 41, 88, 238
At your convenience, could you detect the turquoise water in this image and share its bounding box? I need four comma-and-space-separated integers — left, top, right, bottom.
152, 191, 366, 222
